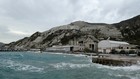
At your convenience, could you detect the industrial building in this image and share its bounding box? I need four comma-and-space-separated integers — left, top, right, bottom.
98, 40, 129, 53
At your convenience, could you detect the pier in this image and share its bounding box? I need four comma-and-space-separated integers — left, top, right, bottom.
92, 54, 140, 66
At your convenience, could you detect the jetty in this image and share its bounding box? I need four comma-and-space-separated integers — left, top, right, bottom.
92, 54, 140, 66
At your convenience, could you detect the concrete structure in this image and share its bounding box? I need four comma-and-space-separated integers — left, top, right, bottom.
46, 45, 84, 52
92, 54, 139, 66
98, 40, 129, 53
115, 44, 138, 52
84, 39, 98, 52
77, 37, 98, 52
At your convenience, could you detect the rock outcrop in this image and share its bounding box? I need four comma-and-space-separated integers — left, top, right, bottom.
0, 42, 4, 48
114, 15, 140, 45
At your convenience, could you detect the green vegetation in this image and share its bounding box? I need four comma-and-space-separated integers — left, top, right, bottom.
129, 50, 136, 54
83, 48, 95, 53
115, 15, 140, 45
119, 50, 127, 54
110, 49, 137, 55
91, 29, 102, 39
61, 34, 81, 45
42, 33, 58, 44
110, 49, 118, 54
29, 32, 41, 41
138, 52, 140, 56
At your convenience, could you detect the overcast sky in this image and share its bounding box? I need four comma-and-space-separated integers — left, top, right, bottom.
0, 0, 140, 43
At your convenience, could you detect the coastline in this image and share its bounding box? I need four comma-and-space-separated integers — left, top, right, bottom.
92, 54, 140, 66
1, 50, 140, 66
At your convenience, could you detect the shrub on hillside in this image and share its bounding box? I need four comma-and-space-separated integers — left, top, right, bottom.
138, 52, 140, 56
119, 50, 126, 54
110, 49, 118, 54
84, 48, 94, 53
128, 50, 136, 54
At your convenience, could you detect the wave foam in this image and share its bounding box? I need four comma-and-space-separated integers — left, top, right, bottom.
94, 63, 140, 71
50, 62, 92, 70
1, 59, 44, 72
46, 52, 86, 57
68, 54, 86, 57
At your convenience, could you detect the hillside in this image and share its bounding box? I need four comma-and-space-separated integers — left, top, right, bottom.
6, 15, 140, 50
114, 15, 140, 45
0, 42, 4, 48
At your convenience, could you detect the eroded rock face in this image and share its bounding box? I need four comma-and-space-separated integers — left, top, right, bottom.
0, 42, 4, 48
6, 15, 140, 49
114, 15, 140, 45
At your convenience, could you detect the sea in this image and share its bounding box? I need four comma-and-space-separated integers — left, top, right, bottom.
0, 52, 140, 79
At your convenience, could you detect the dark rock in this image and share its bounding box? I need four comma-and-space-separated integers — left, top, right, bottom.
114, 15, 140, 45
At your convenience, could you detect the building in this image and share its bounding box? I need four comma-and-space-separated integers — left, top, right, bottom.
68, 37, 98, 52
98, 40, 129, 53
78, 39, 98, 52
115, 44, 138, 52
46, 45, 84, 53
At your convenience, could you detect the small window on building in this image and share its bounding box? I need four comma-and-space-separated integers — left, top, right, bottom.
119, 47, 123, 49
127, 47, 129, 49
131, 47, 136, 49
89, 44, 92, 48
79, 41, 83, 44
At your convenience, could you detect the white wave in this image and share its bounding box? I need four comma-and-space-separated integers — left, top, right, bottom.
1, 59, 44, 72
71, 54, 86, 57
19, 54, 24, 57
94, 63, 140, 71
108, 72, 140, 79
46, 52, 64, 55
50, 62, 92, 70
71, 59, 90, 62
45, 52, 86, 57
128, 75, 140, 79
109, 73, 138, 79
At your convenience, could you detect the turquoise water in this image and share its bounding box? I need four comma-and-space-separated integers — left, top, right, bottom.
0, 52, 140, 79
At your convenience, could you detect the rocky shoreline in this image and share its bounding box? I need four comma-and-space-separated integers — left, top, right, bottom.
92, 54, 140, 66
0, 50, 140, 66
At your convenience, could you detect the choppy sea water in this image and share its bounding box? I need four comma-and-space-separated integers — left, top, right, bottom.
0, 52, 140, 79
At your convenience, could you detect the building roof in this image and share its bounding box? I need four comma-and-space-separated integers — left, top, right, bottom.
98, 40, 130, 49
109, 40, 129, 45
120, 44, 138, 47
109, 40, 129, 44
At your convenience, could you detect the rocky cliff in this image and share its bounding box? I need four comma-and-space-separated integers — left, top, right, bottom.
0, 42, 4, 47
6, 15, 140, 49
114, 15, 140, 45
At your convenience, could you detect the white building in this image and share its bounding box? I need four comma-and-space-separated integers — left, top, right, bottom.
46, 45, 84, 52
115, 44, 138, 52
98, 40, 129, 53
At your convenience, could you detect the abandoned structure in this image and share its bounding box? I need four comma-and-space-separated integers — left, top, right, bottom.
98, 40, 129, 53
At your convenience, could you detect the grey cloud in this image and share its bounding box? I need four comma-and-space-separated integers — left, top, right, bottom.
0, 0, 140, 43
0, 25, 9, 33
0, 25, 30, 43
99, 0, 140, 23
